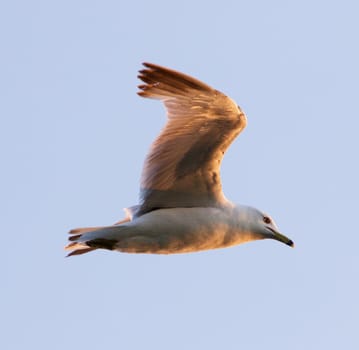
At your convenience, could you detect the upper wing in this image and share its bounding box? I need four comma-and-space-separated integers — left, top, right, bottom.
136, 63, 247, 216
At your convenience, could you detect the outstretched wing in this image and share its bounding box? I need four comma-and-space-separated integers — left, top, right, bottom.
136, 63, 247, 216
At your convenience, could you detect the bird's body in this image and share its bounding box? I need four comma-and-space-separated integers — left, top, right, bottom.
69, 205, 273, 255
66, 63, 293, 256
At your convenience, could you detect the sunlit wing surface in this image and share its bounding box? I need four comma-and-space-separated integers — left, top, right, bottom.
136, 63, 247, 216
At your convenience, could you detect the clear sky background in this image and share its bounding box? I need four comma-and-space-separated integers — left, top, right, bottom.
2, 1, 359, 349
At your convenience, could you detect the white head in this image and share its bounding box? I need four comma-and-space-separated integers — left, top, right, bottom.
234, 205, 294, 247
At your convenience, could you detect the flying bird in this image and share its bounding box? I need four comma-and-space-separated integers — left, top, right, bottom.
66, 63, 294, 256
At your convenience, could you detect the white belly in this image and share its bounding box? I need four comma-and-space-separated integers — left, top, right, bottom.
113, 207, 252, 254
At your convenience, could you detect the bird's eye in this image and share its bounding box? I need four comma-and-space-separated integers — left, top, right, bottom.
263, 216, 271, 224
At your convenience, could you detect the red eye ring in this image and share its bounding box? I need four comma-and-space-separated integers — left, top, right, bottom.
263, 216, 271, 224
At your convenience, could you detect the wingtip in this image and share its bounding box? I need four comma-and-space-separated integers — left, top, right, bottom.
142, 62, 156, 69
64, 241, 96, 257
137, 83, 152, 90
64, 242, 83, 251
65, 247, 96, 257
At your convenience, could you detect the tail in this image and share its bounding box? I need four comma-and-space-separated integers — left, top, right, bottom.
65, 225, 129, 257
65, 210, 133, 257
65, 226, 105, 257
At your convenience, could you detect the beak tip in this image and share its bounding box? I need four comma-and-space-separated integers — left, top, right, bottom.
270, 229, 294, 248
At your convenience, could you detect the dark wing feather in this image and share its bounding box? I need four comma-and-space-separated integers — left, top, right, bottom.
136, 63, 247, 216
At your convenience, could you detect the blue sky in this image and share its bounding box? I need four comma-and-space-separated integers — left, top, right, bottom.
2, 1, 359, 349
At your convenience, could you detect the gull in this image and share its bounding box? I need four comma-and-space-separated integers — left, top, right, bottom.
65, 63, 294, 257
